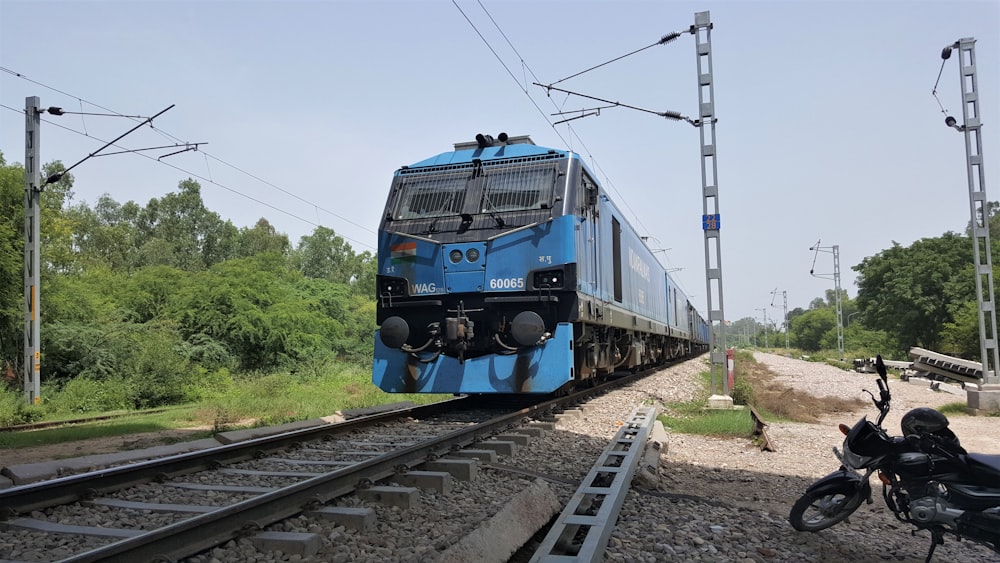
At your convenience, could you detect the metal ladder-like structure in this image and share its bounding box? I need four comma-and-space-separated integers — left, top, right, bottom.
693, 11, 729, 396
952, 38, 999, 384
529, 406, 658, 562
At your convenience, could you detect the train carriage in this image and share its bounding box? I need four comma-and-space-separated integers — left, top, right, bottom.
373, 134, 708, 394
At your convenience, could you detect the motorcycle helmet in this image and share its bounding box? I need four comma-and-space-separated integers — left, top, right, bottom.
901, 407, 951, 436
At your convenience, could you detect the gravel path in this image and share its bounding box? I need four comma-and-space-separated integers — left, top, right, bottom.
604, 352, 1000, 563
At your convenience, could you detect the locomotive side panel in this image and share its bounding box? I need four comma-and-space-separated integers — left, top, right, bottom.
589, 179, 668, 328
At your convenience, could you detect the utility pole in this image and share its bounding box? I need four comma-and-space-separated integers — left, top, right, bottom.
810, 240, 844, 360
23, 97, 41, 405
756, 307, 768, 349
693, 11, 730, 398
939, 39, 999, 385
771, 288, 789, 351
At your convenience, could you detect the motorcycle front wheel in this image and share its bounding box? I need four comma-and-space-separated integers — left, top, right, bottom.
789, 489, 865, 532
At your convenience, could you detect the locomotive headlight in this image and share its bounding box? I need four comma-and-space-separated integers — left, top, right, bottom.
378, 276, 408, 297
466, 248, 480, 262
533, 268, 564, 289
449, 249, 463, 263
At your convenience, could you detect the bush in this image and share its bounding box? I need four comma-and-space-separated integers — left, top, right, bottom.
45, 376, 135, 414
182, 366, 234, 402
730, 376, 754, 406
0, 386, 44, 426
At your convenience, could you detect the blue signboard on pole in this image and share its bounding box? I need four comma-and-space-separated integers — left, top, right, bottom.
702, 214, 720, 231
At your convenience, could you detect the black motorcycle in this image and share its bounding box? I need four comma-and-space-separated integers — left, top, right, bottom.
788, 355, 1000, 562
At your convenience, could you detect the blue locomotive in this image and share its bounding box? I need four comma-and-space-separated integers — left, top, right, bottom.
373, 133, 709, 394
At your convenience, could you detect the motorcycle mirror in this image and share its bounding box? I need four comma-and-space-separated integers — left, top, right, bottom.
875, 355, 888, 382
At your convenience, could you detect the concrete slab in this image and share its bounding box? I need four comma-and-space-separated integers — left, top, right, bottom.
450, 449, 498, 463
340, 401, 415, 419
423, 459, 477, 481
512, 426, 545, 437
392, 470, 452, 494
252, 531, 321, 557
475, 440, 517, 457
636, 420, 668, 488
307, 506, 376, 531
438, 478, 560, 563
967, 387, 1000, 414
2, 517, 141, 538
1, 438, 221, 486
356, 485, 420, 509
493, 433, 530, 446
707, 394, 734, 409
215, 418, 334, 445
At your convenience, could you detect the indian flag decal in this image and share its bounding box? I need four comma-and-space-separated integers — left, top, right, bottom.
390, 242, 417, 264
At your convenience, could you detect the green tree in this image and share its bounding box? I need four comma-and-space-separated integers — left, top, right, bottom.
237, 218, 289, 257
134, 179, 237, 270
293, 226, 360, 284
940, 300, 982, 358
0, 154, 24, 370
854, 233, 973, 351
790, 308, 836, 352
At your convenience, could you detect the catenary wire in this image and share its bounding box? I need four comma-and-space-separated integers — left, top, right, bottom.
466, 1, 692, 293
0, 66, 375, 238
0, 102, 375, 252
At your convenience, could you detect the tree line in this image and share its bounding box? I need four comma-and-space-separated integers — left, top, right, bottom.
731, 209, 1000, 360
1, 152, 376, 409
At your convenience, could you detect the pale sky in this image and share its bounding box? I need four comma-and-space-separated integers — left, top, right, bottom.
1, 0, 998, 325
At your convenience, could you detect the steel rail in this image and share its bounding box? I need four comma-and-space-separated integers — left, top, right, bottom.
0, 397, 469, 515
59, 389, 602, 562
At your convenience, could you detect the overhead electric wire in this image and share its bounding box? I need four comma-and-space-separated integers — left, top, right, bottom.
547, 35, 678, 87
460, 1, 693, 294
0, 66, 375, 240
0, 102, 374, 252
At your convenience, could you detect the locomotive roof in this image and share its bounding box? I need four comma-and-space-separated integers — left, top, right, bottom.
402, 136, 570, 170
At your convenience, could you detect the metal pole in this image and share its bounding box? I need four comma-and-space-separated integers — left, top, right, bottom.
833, 245, 843, 360
756, 308, 768, 349
809, 241, 844, 360
23, 97, 42, 405
952, 38, 999, 385
693, 11, 729, 397
783, 291, 789, 351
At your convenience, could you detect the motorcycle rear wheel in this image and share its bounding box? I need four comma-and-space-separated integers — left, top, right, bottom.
789, 489, 865, 532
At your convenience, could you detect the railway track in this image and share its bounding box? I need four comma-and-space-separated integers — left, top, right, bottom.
0, 367, 664, 562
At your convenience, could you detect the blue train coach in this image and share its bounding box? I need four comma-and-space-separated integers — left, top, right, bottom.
373, 133, 708, 394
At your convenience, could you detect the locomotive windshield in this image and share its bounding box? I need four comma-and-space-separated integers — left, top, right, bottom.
392, 171, 467, 220
479, 165, 555, 212
392, 163, 556, 221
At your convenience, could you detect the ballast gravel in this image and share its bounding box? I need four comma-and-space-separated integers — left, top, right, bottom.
4, 352, 1000, 562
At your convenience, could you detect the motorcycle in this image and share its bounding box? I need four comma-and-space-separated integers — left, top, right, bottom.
788, 355, 1000, 562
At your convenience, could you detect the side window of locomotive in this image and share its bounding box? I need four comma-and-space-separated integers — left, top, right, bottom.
612, 216, 623, 303
580, 172, 598, 216
393, 173, 467, 220
480, 165, 555, 212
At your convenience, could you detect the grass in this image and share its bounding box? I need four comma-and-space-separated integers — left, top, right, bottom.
0, 361, 448, 450
659, 351, 867, 438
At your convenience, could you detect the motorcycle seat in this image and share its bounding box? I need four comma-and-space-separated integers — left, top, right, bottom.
966, 453, 1000, 480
